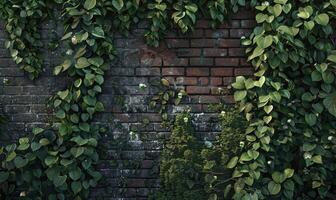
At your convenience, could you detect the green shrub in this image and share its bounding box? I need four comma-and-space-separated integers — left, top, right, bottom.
152, 107, 247, 200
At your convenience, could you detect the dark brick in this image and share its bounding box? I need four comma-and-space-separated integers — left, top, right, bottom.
186, 68, 209, 76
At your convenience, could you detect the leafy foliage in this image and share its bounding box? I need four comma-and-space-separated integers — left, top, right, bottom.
152, 108, 247, 200
230, 0, 336, 199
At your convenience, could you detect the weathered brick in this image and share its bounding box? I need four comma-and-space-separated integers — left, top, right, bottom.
204, 29, 229, 38
210, 77, 222, 86
176, 77, 198, 85
166, 39, 189, 48
234, 68, 254, 76
176, 48, 201, 57
187, 86, 210, 94
199, 77, 209, 86
136, 68, 160, 76
215, 58, 239, 66
189, 58, 213, 66
203, 48, 228, 57
230, 29, 252, 38
186, 67, 209, 76
162, 67, 184, 76
190, 39, 216, 47
211, 68, 234, 76
229, 48, 245, 56
218, 39, 241, 48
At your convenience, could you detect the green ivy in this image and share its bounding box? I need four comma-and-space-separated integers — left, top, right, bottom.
229, 0, 336, 199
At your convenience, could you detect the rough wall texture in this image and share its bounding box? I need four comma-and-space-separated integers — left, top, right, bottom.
0, 10, 254, 200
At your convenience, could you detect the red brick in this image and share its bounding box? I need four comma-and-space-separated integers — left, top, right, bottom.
218, 39, 241, 47
176, 77, 198, 85
211, 68, 233, 76
187, 86, 210, 94
140, 54, 162, 66
163, 58, 188, 66
176, 48, 201, 57
203, 48, 227, 57
199, 77, 209, 86
199, 95, 221, 103
210, 77, 222, 86
186, 67, 209, 76
219, 20, 241, 28
136, 68, 160, 76
211, 87, 229, 95
223, 77, 234, 85
230, 29, 252, 38
229, 48, 245, 56
195, 20, 211, 28
235, 68, 254, 76
127, 179, 145, 187
215, 58, 239, 66
205, 29, 229, 38
188, 29, 204, 38
166, 39, 189, 48
189, 58, 213, 66
240, 58, 252, 66
162, 67, 184, 76
190, 39, 216, 47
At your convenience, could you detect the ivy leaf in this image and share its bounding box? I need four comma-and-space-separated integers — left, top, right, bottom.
305, 114, 317, 126
71, 181, 82, 194
0, 172, 9, 183
268, 181, 281, 195
53, 175, 67, 187
71, 147, 85, 158
284, 168, 294, 178
234, 91, 247, 101
14, 156, 28, 168
272, 171, 285, 183
91, 27, 105, 38
327, 54, 336, 63
312, 155, 322, 164
314, 13, 329, 26
323, 92, 336, 117
112, 0, 124, 11
84, 0, 96, 10
76, 57, 90, 69
226, 156, 238, 169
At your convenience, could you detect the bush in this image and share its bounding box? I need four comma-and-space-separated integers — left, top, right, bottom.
152, 107, 247, 200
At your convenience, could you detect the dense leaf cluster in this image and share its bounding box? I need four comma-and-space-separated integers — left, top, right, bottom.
230, 0, 336, 199
151, 108, 247, 200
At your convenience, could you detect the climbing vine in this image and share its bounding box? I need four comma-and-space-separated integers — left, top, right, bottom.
0, 0, 335, 199
229, 0, 336, 199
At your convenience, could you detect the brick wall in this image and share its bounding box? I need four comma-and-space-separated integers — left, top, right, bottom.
0, 10, 254, 200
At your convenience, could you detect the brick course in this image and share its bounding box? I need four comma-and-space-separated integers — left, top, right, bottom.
0, 10, 254, 199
